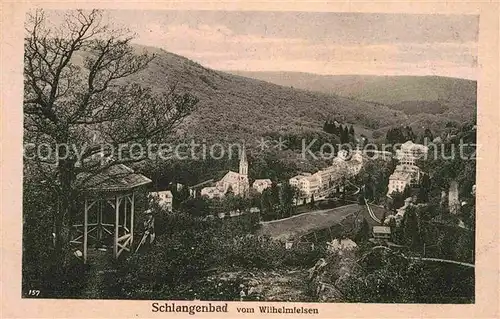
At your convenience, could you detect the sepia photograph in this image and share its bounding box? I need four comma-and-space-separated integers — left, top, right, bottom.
21, 8, 479, 306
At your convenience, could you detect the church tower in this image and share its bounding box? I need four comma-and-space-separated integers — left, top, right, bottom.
239, 147, 248, 176
238, 147, 249, 196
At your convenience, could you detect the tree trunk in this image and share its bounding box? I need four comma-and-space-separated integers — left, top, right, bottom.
54, 156, 78, 267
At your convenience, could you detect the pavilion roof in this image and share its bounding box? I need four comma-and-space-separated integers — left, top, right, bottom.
78, 164, 152, 194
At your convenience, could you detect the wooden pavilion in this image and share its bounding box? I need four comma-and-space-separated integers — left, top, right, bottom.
70, 164, 152, 263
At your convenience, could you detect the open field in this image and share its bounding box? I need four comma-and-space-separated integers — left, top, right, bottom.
257, 204, 363, 241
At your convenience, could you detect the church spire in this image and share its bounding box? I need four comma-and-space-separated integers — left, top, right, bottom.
239, 146, 248, 176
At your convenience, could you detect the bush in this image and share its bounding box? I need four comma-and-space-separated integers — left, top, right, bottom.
282, 245, 325, 267
114, 229, 220, 299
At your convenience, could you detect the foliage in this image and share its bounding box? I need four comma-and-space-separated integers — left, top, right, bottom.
309, 195, 315, 208
22, 169, 91, 297
355, 158, 396, 203
418, 120, 476, 229
389, 191, 405, 210
259, 182, 300, 221
354, 218, 370, 244
23, 9, 198, 269
417, 173, 431, 203
178, 197, 210, 217
340, 247, 474, 303
105, 211, 321, 299
401, 206, 422, 249
385, 126, 415, 144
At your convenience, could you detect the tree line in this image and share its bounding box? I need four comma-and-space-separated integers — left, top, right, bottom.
322, 119, 355, 144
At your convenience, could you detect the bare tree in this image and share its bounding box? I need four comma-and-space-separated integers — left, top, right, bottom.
23, 9, 198, 262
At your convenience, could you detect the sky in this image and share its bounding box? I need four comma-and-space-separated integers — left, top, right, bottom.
47, 10, 479, 80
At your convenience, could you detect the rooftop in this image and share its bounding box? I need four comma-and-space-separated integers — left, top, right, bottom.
220, 171, 243, 182
302, 175, 320, 183
150, 190, 173, 198
389, 171, 411, 181
253, 179, 272, 184
373, 226, 392, 234
290, 174, 308, 181
400, 140, 429, 152
77, 164, 152, 194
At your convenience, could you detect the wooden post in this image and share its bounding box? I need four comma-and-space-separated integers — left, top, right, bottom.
97, 201, 102, 242
130, 192, 135, 249
114, 195, 119, 258
83, 198, 88, 264
124, 196, 128, 230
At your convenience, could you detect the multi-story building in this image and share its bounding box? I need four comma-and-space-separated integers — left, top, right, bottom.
387, 170, 412, 194
299, 174, 321, 197
395, 141, 429, 166
394, 164, 421, 185
391, 141, 427, 189
316, 167, 339, 190
289, 174, 306, 189
252, 179, 272, 193
149, 190, 173, 211
289, 173, 320, 198
291, 150, 365, 198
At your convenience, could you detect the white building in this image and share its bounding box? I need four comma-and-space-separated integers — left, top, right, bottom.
201, 148, 250, 199
316, 167, 340, 191
396, 141, 429, 166
448, 180, 460, 215
149, 190, 173, 211
289, 174, 306, 188
337, 149, 349, 161
326, 238, 358, 254
252, 179, 272, 193
200, 186, 224, 199
291, 150, 364, 198
299, 174, 321, 197
346, 151, 363, 175
289, 174, 307, 197
387, 170, 412, 195
394, 164, 421, 185
289, 173, 321, 198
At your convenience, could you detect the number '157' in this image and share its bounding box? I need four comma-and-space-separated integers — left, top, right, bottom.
28, 289, 40, 296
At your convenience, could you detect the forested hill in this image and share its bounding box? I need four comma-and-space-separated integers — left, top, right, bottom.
118, 45, 410, 143
229, 71, 476, 106
229, 71, 477, 136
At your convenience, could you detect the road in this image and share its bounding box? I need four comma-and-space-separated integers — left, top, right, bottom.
410, 257, 475, 268
364, 198, 381, 224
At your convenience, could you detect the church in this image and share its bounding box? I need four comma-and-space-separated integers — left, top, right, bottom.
200, 148, 250, 199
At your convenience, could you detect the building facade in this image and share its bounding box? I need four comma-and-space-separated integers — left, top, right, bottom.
252, 179, 272, 193
289, 150, 365, 199
396, 141, 429, 166
299, 174, 321, 198
289, 173, 321, 198
387, 170, 412, 194
373, 226, 392, 241
201, 148, 250, 199
394, 164, 421, 185
149, 190, 173, 212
